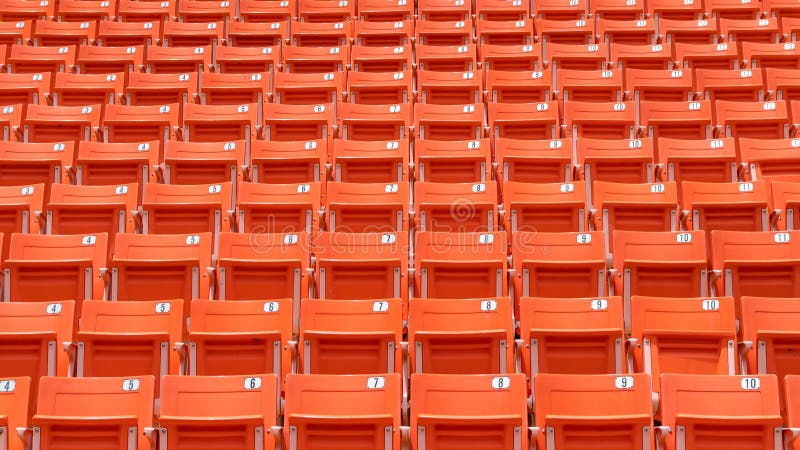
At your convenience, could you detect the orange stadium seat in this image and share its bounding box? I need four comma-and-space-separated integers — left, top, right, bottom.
675, 42, 740, 71
415, 231, 508, 299
408, 297, 514, 374
656, 137, 738, 183
767, 68, 800, 101
744, 42, 800, 69
511, 231, 607, 299
145, 45, 212, 74
358, 0, 413, 21
414, 138, 490, 183
477, 0, 529, 20
285, 373, 402, 450
417, 70, 482, 104
489, 101, 560, 140
31, 19, 94, 47
354, 19, 413, 46
625, 68, 694, 101
786, 376, 800, 449
263, 103, 335, 142
96, 21, 160, 47
661, 17, 719, 44
282, 45, 349, 73
274, 71, 342, 105
721, 17, 781, 47
126, 72, 198, 106
178, 0, 235, 23
476, 18, 534, 45
739, 138, 800, 181
599, 17, 657, 44
418, 0, 470, 21
163, 140, 246, 186
480, 42, 543, 71
681, 180, 771, 233
502, 181, 587, 233
117, 0, 176, 23
249, 139, 327, 184
56, 0, 115, 20
575, 137, 655, 185
314, 231, 409, 301
533, 373, 653, 450
649, 0, 704, 20
784, 16, 800, 40
696, 68, 765, 103
236, 182, 321, 234
346, 70, 413, 104
535, 18, 595, 45
291, 20, 352, 47
768, 0, 800, 18
332, 139, 409, 182
23, 104, 100, 143
0, 0, 53, 22
188, 299, 292, 378
297, 0, 355, 22
717, 100, 790, 139
215, 46, 278, 74
183, 103, 259, 143
414, 181, 498, 232
162, 21, 224, 47
102, 104, 179, 154
486, 69, 552, 103
200, 72, 269, 105
771, 180, 800, 229
158, 374, 279, 450
238, 0, 293, 22
611, 42, 674, 71
0, 20, 32, 46
299, 298, 403, 374
75, 45, 144, 75
51, 72, 124, 107
0, 376, 29, 450
228, 21, 288, 47
564, 101, 636, 139
350, 44, 413, 73
415, 43, 477, 72
0, 183, 43, 259
533, 0, 586, 20
74, 141, 159, 200
556, 68, 623, 102
326, 182, 409, 232
338, 103, 411, 140
519, 296, 625, 375
416, 19, 473, 46
414, 102, 484, 140
591, 0, 644, 19
495, 138, 574, 183
640, 100, 713, 146
0, 103, 21, 140
548, 42, 609, 71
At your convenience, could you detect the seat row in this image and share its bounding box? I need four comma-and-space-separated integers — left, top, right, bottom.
2, 372, 800, 450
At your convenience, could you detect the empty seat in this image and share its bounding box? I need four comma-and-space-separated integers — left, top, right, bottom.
641, 101, 713, 150
477, 0, 529, 21
486, 69, 552, 103
416, 18, 473, 46
75, 45, 145, 74
346, 70, 413, 104
285, 373, 402, 450
659, 374, 782, 450
414, 181, 498, 232
519, 296, 625, 375
6, 44, 75, 73
189, 299, 292, 378
31, 19, 94, 47
557, 68, 623, 102
495, 138, 573, 183
358, 0, 413, 21
57, 0, 113, 26
711, 230, 800, 300
414, 103, 484, 140
681, 180, 771, 233
771, 180, 800, 229
126, 72, 198, 106
74, 141, 159, 200
354, 20, 413, 45
696, 68, 765, 103
314, 231, 409, 301
720, 17, 781, 47
163, 140, 246, 186
144, 45, 212, 74
489, 101, 560, 140
228, 21, 288, 47
503, 181, 587, 233
511, 231, 606, 299
249, 139, 326, 184
96, 21, 160, 47
408, 297, 514, 374
183, 103, 258, 143
599, 17, 657, 44
338, 103, 410, 140
23, 104, 100, 143
332, 139, 409, 182
548, 42, 609, 71
537, 17, 595, 45
237, 182, 321, 234
282, 45, 349, 74
162, 21, 224, 47
477, 18, 533, 45
299, 298, 402, 374
297, 0, 354, 22
215, 46, 278, 74
0, 72, 49, 106
0, 141, 70, 202
0, 376, 29, 450
739, 137, 800, 181
414, 138, 490, 183
0, 183, 43, 259
291, 20, 351, 47
118, 0, 176, 23
274, 71, 342, 105
743, 41, 800, 69
0, 0, 53, 22
625, 68, 694, 101
575, 137, 655, 184
675, 42, 740, 71
327, 182, 409, 232
533, 0, 586, 20
238, 0, 292, 22
417, 70, 482, 105
661, 17, 719, 44
159, 374, 279, 450
201, 72, 269, 106
656, 137, 738, 183
418, 0, 470, 20
263, 103, 335, 142
177, 0, 235, 23
415, 43, 477, 72
611, 42, 674, 71
649, 0, 704, 21
766, 68, 800, 102
533, 373, 653, 450
350, 44, 413, 73
4, 232, 107, 303
564, 101, 636, 139
51, 72, 123, 108
480, 42, 542, 71
102, 104, 179, 155
0, 20, 32, 45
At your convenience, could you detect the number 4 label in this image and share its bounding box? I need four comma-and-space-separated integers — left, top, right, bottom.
0, 380, 16, 392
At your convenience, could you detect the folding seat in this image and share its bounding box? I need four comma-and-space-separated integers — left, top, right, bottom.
610, 42, 674, 71
51, 72, 124, 108
354, 19, 412, 46
511, 231, 606, 299
290, 20, 351, 47
675, 42, 741, 70
408, 297, 514, 374
486, 69, 551, 103
660, 17, 720, 45
716, 100, 790, 139
414, 182, 498, 232
126, 72, 197, 106
557, 68, 623, 102
0, 103, 21, 140
415, 231, 507, 299
332, 139, 410, 182
350, 44, 413, 73
217, 233, 310, 310
626, 68, 694, 101
418, 0, 470, 21
480, 42, 542, 71
200, 72, 269, 106
682, 180, 771, 233
144, 45, 213, 74
565, 101, 636, 139
285, 373, 402, 450
347, 69, 414, 105
496, 137, 573, 183
73, 299, 183, 398
771, 180, 800, 229
476, 0, 529, 20
706, 0, 762, 19
358, 0, 412, 21
183, 103, 258, 143
31, 19, 95, 46
297, 0, 355, 22
102, 104, 179, 154
488, 101, 559, 141
533, 373, 653, 450
612, 231, 708, 330
6, 44, 75, 73
0, 183, 43, 259
249, 139, 327, 184
96, 21, 160, 47
299, 298, 403, 374
648, 0, 704, 20
55, 0, 114, 23
326, 182, 408, 233
28, 376, 154, 450
742, 41, 800, 69
23, 104, 101, 143
784, 16, 800, 40
74, 141, 158, 200
162, 140, 246, 187
547, 42, 609, 71
0, 142, 70, 202
592, 181, 679, 252
314, 231, 409, 301
75, 44, 144, 75
766, 68, 800, 101
502, 181, 588, 233
238, 0, 293, 23
591, 0, 645, 20
534, 18, 595, 45
598, 17, 657, 45
414, 102, 484, 141
476, 18, 533, 45
158, 374, 279, 450
721, 17, 782, 48
0, 376, 29, 450
273, 71, 342, 105
0, 0, 53, 21
660, 374, 782, 450
739, 137, 800, 181
282, 45, 349, 73
711, 230, 800, 299
414, 138, 490, 183
109, 233, 213, 307
237, 182, 321, 234
695, 68, 765, 104
417, 70, 482, 104
188, 300, 292, 380
415, 43, 478, 72
767, 0, 800, 19
519, 296, 625, 376
4, 232, 107, 302
162, 21, 224, 48
215, 45, 278, 74
0, 301, 71, 421
227, 21, 288, 47
532, 0, 586, 20
631, 298, 736, 398
656, 137, 738, 183
338, 102, 411, 140
264, 103, 335, 143
117, 0, 176, 23
0, 19, 32, 46
177, 0, 236, 23
640, 101, 713, 150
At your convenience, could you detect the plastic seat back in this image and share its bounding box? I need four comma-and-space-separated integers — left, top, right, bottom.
141, 182, 234, 242
495, 138, 573, 183
681, 180, 771, 233
75, 141, 158, 202
414, 181, 498, 232
415, 138, 490, 183
656, 137, 737, 184
249, 139, 327, 184
327, 182, 409, 232
502, 181, 588, 233
0, 376, 29, 450
332, 139, 409, 183
237, 182, 321, 234
0, 183, 43, 259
